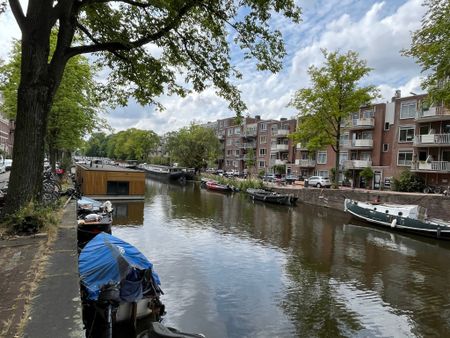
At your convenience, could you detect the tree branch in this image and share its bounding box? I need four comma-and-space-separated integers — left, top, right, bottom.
81, 0, 155, 8
8, 0, 26, 31
66, 0, 199, 58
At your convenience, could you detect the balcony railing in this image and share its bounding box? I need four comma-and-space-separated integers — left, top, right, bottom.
274, 129, 289, 137
276, 144, 289, 151
414, 133, 450, 146
416, 106, 450, 121
350, 118, 375, 129
274, 159, 287, 165
411, 161, 450, 172
242, 142, 256, 148
295, 159, 316, 167
344, 160, 372, 169
244, 130, 257, 137
352, 139, 373, 148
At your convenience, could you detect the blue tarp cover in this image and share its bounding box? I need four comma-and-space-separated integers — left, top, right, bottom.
79, 232, 160, 300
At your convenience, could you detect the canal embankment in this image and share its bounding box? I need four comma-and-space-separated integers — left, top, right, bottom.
271, 184, 450, 220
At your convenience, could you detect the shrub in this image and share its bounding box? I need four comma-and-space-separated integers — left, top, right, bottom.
392, 170, 425, 192
360, 166, 374, 189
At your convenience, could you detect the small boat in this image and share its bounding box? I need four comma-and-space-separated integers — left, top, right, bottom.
205, 180, 235, 192
77, 200, 114, 250
79, 232, 164, 337
344, 198, 450, 239
246, 188, 297, 206
77, 196, 103, 214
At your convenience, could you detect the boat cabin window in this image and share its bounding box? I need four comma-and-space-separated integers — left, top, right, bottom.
398, 212, 403, 216
385, 210, 389, 213
107, 181, 130, 195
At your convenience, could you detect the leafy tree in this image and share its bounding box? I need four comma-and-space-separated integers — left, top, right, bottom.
404, 0, 450, 106
273, 164, 286, 175
166, 124, 220, 172
107, 128, 159, 161
85, 132, 109, 157
359, 166, 374, 189
245, 147, 256, 176
392, 170, 425, 192
290, 50, 378, 187
2, 0, 301, 214
0, 37, 102, 168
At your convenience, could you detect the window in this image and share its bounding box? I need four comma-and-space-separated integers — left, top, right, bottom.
398, 150, 413, 166
383, 144, 389, 152
226, 150, 232, 156
399, 126, 415, 142
419, 125, 429, 135
227, 129, 233, 136
258, 161, 265, 168
107, 181, 129, 195
259, 148, 266, 156
235, 150, 240, 156
260, 123, 267, 131
226, 139, 232, 146
384, 122, 390, 131
219, 121, 224, 128
317, 151, 327, 164
362, 110, 374, 118
400, 101, 416, 119
234, 127, 241, 135
260, 136, 267, 144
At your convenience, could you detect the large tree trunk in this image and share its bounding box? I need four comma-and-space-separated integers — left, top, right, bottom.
3, 19, 55, 214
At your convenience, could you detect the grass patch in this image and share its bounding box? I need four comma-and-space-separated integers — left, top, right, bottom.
0, 200, 63, 237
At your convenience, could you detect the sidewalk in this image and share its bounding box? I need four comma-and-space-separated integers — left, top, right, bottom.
23, 201, 84, 338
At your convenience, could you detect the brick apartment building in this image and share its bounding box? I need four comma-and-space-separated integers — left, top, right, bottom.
0, 95, 14, 156
210, 90, 450, 189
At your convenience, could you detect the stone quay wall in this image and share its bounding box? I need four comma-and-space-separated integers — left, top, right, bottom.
272, 186, 450, 221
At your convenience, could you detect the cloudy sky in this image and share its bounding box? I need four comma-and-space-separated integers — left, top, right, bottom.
0, 0, 427, 135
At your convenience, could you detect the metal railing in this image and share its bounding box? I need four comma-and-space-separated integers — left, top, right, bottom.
414, 133, 450, 145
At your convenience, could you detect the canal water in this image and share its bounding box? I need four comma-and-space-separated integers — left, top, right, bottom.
112, 179, 450, 338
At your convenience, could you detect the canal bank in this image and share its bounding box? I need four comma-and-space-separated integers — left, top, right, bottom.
271, 184, 450, 220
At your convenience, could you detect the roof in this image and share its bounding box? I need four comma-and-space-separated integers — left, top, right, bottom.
76, 164, 144, 173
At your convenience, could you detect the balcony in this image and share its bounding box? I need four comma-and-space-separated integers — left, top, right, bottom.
340, 140, 350, 148
416, 106, 450, 122
277, 144, 289, 151
348, 118, 375, 130
414, 134, 450, 147
295, 159, 316, 167
344, 160, 372, 169
244, 130, 257, 137
242, 141, 256, 148
274, 159, 287, 165
351, 139, 373, 148
411, 161, 450, 172
274, 129, 290, 137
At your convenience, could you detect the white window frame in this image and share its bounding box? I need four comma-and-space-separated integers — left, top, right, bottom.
235, 149, 240, 156
317, 151, 327, 164
258, 161, 265, 168
227, 129, 233, 136
318, 170, 328, 178
226, 139, 232, 146
234, 127, 241, 135
383, 144, 389, 152
397, 150, 413, 166
259, 148, 266, 156
400, 101, 417, 119
260, 123, 267, 131
399, 126, 415, 142
260, 136, 267, 144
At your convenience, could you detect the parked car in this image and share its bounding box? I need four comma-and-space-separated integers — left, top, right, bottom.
4, 159, 12, 171
285, 174, 299, 184
307, 176, 331, 188
262, 174, 276, 182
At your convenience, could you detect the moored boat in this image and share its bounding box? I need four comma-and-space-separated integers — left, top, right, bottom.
246, 188, 297, 206
139, 164, 188, 184
205, 180, 235, 192
77, 200, 114, 250
344, 198, 450, 239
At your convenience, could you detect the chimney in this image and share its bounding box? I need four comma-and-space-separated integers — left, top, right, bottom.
391, 90, 401, 102
280, 117, 287, 121
255, 115, 261, 120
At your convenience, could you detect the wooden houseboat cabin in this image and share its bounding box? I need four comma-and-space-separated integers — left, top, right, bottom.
76, 163, 145, 199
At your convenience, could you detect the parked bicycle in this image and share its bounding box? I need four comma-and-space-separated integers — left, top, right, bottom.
423, 185, 449, 195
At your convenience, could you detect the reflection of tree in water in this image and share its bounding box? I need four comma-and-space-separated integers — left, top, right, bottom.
281, 210, 363, 337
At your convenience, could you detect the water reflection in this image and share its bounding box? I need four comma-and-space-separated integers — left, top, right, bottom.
113, 179, 450, 338
112, 201, 144, 226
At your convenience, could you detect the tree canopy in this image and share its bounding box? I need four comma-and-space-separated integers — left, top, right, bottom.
290, 50, 378, 186
166, 124, 220, 170
404, 0, 450, 106
0, 37, 103, 163
2, 0, 302, 214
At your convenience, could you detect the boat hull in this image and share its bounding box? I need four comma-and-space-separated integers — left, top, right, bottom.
247, 189, 297, 206
344, 199, 450, 239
